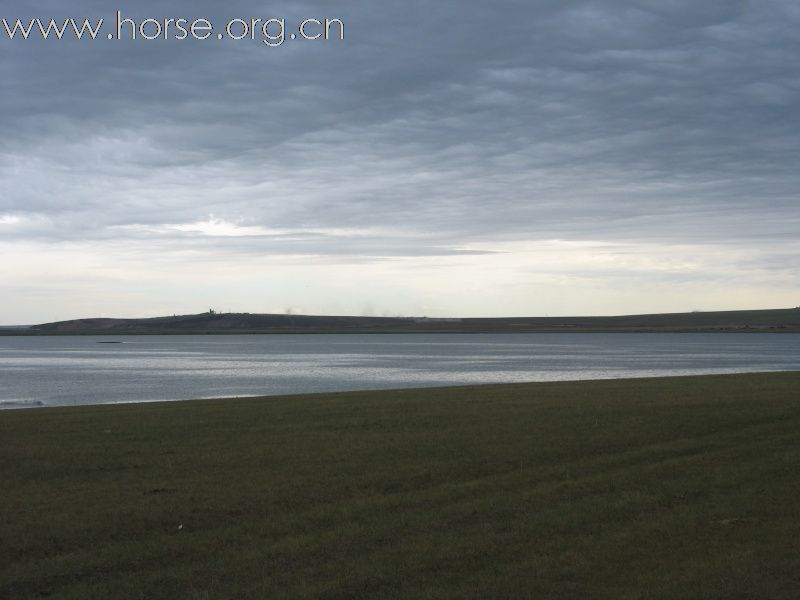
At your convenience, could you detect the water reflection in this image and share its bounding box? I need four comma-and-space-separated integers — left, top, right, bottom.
0, 333, 798, 408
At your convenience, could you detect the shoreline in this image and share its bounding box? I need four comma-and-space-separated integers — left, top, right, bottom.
4, 307, 798, 335
3, 370, 800, 412
4, 328, 800, 336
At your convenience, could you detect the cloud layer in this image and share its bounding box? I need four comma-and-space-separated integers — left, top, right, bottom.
1, 0, 799, 321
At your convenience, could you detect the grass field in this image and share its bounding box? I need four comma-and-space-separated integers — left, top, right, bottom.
2, 372, 800, 599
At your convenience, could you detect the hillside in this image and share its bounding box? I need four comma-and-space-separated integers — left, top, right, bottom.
12, 307, 800, 334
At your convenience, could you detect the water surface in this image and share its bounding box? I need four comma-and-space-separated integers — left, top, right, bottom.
1, 333, 798, 408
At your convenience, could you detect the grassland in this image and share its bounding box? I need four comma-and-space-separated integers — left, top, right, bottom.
2, 372, 800, 599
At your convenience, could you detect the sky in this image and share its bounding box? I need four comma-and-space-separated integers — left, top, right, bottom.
1, 0, 799, 323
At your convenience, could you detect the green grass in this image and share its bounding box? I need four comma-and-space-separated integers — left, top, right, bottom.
2, 372, 800, 599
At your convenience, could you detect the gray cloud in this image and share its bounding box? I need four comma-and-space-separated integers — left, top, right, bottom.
1, 0, 799, 319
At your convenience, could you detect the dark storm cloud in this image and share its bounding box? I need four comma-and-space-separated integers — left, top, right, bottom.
1, 0, 798, 268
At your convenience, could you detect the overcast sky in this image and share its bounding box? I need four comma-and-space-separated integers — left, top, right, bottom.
1, 0, 798, 323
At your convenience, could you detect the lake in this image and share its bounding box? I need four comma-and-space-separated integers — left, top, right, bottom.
1, 333, 799, 408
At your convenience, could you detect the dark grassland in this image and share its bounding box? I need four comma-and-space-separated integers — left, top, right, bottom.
2, 372, 800, 599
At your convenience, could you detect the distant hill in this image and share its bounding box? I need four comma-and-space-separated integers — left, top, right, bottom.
10, 308, 800, 335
